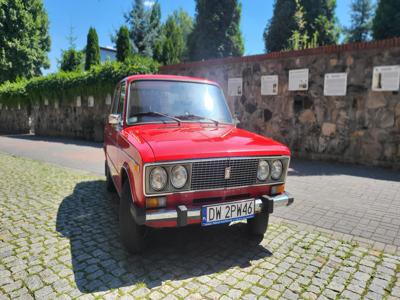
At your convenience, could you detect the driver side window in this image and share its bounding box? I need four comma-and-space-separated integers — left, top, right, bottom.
111, 81, 126, 116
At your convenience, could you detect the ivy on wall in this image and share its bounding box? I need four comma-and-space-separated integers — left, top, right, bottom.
0, 56, 159, 107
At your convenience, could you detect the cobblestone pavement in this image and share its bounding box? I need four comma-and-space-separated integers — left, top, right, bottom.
275, 160, 400, 247
1, 152, 400, 299
1, 134, 400, 247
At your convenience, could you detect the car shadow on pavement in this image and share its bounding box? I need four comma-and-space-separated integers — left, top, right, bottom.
56, 180, 272, 293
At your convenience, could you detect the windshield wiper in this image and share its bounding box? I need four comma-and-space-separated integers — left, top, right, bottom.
175, 114, 219, 126
131, 111, 181, 125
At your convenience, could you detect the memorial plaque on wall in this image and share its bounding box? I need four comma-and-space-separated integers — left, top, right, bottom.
261, 75, 279, 95
324, 73, 347, 96
288, 69, 309, 91
228, 78, 243, 96
372, 65, 400, 91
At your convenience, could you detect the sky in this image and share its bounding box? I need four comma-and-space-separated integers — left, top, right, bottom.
43, 0, 365, 74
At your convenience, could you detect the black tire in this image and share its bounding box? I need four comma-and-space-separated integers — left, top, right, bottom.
119, 181, 146, 253
247, 213, 269, 238
105, 161, 116, 193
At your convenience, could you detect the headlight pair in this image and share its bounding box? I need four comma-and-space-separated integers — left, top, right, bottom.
150, 165, 188, 191
257, 159, 283, 181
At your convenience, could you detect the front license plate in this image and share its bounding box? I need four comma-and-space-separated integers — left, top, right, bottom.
201, 199, 255, 226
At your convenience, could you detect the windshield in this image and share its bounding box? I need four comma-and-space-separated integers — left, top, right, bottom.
126, 80, 233, 125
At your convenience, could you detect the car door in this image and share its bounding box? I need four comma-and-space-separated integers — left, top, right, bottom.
105, 81, 126, 186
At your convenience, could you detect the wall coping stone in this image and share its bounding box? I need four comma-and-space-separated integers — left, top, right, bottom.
161, 37, 400, 72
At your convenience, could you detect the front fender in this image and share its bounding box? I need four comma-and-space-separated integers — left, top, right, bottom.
121, 161, 145, 208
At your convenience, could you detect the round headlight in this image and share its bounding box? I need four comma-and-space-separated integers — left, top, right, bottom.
150, 167, 168, 191
271, 160, 283, 180
257, 160, 270, 181
171, 165, 188, 189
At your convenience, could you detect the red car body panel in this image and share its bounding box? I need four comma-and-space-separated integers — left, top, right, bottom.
104, 75, 291, 228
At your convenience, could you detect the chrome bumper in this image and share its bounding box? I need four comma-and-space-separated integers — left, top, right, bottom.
132, 192, 294, 226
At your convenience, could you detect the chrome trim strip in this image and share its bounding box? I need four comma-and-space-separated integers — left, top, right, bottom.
143, 195, 291, 223
143, 156, 290, 197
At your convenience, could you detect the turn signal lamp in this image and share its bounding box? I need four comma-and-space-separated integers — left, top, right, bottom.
146, 197, 167, 209
271, 184, 285, 195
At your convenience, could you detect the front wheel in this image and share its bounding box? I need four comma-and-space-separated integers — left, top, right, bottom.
119, 181, 146, 253
247, 213, 269, 241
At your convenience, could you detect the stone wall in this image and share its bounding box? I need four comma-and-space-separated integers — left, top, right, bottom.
31, 94, 112, 142
0, 106, 30, 134
161, 38, 400, 169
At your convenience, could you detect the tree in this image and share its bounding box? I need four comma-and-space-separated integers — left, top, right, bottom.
372, 0, 400, 40
59, 27, 83, 72
154, 9, 193, 64
345, 0, 374, 42
188, 0, 244, 61
287, 0, 318, 50
60, 50, 83, 72
263, 0, 298, 52
85, 27, 100, 71
301, 0, 339, 46
157, 16, 185, 65
0, 0, 51, 83
116, 26, 131, 62
125, 0, 157, 57
172, 9, 193, 61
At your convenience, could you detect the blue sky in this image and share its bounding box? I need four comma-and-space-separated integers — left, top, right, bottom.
43, 0, 366, 74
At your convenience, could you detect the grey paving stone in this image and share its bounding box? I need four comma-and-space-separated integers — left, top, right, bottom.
0, 153, 400, 299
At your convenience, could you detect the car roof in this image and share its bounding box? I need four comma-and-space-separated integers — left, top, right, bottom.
124, 74, 220, 86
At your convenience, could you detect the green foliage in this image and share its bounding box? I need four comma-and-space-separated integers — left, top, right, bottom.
60, 49, 84, 72
85, 27, 100, 71
372, 0, 400, 40
0, 58, 159, 107
263, 0, 298, 52
160, 17, 185, 65
301, 0, 339, 46
0, 0, 51, 83
287, 0, 318, 50
154, 9, 193, 64
345, 0, 374, 43
125, 0, 161, 57
264, 0, 339, 53
116, 26, 132, 62
188, 0, 244, 61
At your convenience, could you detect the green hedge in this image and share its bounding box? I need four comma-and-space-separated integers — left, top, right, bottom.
0, 56, 159, 107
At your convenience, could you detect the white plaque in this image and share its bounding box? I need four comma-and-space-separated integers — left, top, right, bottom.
372, 65, 400, 91
76, 96, 81, 107
0, 103, 2, 110
105, 94, 112, 105
261, 75, 279, 95
228, 78, 243, 96
88, 96, 95, 107
289, 69, 309, 91
324, 73, 347, 96
44, 99, 49, 106
54, 100, 59, 109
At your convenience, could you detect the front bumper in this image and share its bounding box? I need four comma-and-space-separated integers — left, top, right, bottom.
131, 192, 294, 226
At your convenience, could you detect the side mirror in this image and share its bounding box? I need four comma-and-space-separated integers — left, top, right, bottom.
108, 114, 121, 125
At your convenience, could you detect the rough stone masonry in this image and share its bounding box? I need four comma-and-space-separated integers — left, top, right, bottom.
161, 38, 400, 169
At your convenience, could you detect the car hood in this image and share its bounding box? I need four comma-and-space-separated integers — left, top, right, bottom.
125, 124, 290, 162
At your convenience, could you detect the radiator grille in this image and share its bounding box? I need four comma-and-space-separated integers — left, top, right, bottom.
190, 158, 259, 191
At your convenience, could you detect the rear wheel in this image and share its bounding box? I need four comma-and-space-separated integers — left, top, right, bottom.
247, 213, 269, 241
105, 161, 116, 193
119, 181, 146, 253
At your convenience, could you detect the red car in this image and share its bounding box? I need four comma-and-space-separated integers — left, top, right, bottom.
104, 74, 294, 253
